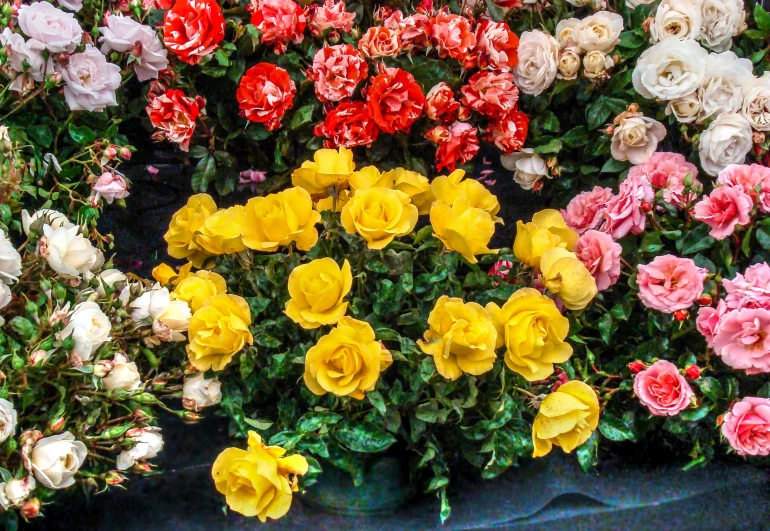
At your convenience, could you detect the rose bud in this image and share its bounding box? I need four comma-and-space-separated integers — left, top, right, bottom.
132, 409, 151, 422
94, 359, 115, 378
105, 147, 117, 160
3, 476, 36, 507
628, 361, 645, 374
641, 201, 653, 213
47, 416, 66, 433
29, 350, 48, 365
119, 147, 131, 160
20, 498, 41, 519
698, 294, 713, 306
684, 365, 701, 380
674, 309, 689, 321
105, 471, 126, 486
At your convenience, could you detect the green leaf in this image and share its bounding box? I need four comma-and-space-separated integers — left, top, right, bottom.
598, 414, 635, 441
679, 405, 711, 421
756, 382, 770, 398
678, 223, 715, 255
289, 104, 315, 130
561, 126, 589, 148
640, 232, 664, 253
214, 48, 230, 66
367, 391, 387, 416
597, 313, 614, 344
191, 155, 217, 193
244, 297, 271, 316
600, 158, 628, 174
696, 377, 723, 402
415, 402, 450, 423
757, 225, 770, 251
534, 138, 562, 155
484, 0, 505, 21
9, 317, 37, 342
297, 411, 343, 434
440, 489, 451, 523
755, 3, 770, 33
68, 123, 95, 145
335, 421, 396, 453
576, 432, 599, 472
28, 124, 52, 148
244, 418, 274, 430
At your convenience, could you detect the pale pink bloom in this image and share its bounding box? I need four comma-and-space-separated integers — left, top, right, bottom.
307, 0, 355, 36
93, 172, 130, 204
723, 263, 770, 311
721, 397, 770, 456
239, 169, 267, 192
429, 11, 475, 61
693, 186, 753, 240
17, 1, 83, 53
637, 255, 707, 313
633, 360, 694, 416
99, 14, 168, 82
562, 186, 614, 234
311, 44, 368, 102
0, 28, 53, 92
713, 308, 770, 374
696, 301, 727, 347
574, 230, 622, 291
60, 45, 121, 112
716, 164, 770, 213
600, 172, 653, 239
630, 152, 700, 209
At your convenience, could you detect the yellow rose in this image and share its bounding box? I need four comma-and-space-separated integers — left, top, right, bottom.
187, 294, 253, 371
430, 199, 496, 264
304, 317, 392, 399
195, 206, 247, 256
486, 288, 572, 381
291, 147, 355, 198
285, 258, 352, 329
340, 188, 418, 250
173, 270, 228, 312
539, 247, 598, 311
532, 381, 599, 457
315, 189, 350, 213
212, 431, 308, 521
418, 296, 497, 380
241, 187, 321, 253
431, 170, 501, 222
386, 168, 434, 215
164, 194, 217, 267
349, 166, 391, 191
152, 262, 193, 286
513, 209, 578, 269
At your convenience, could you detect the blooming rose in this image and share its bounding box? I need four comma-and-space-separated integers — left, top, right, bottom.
304, 317, 392, 399
426, 122, 480, 172
600, 172, 653, 239
717, 164, 770, 213
574, 11, 623, 52
425, 82, 460, 123
242, 187, 321, 252
539, 247, 598, 310
514, 30, 559, 96
557, 48, 581, 80
637, 255, 707, 313
250, 0, 305, 53
212, 432, 308, 521
99, 14, 168, 82
291, 146, 354, 197
699, 0, 745, 52
314, 102, 379, 149
187, 294, 253, 371
311, 44, 368, 102
237, 63, 296, 130
574, 230, 621, 291
40, 224, 101, 278
195, 206, 247, 256
460, 71, 519, 117
693, 185, 752, 240
366, 67, 424, 134
285, 258, 352, 329
633, 360, 694, 416
696, 302, 726, 346
164, 193, 217, 267
562, 186, 614, 234
92, 172, 129, 204
308, 0, 355, 36
0, 399, 17, 444
721, 397, 770, 456
610, 110, 667, 165
474, 20, 519, 71
514, 209, 578, 268
60, 45, 121, 112
487, 288, 572, 381
358, 26, 400, 58
30, 432, 87, 489
0, 28, 52, 92
130, 286, 191, 342
723, 263, 770, 311
0, 476, 35, 509
163, 0, 224, 65
631, 152, 699, 209
17, 2, 82, 53
699, 112, 753, 176
384, 11, 431, 50
173, 270, 227, 312
698, 51, 753, 123
146, 89, 205, 152
183, 373, 222, 411
501, 148, 548, 190
22, 209, 72, 236
666, 92, 700, 123
101, 353, 141, 392
0, 230, 22, 286
341, 188, 417, 249
713, 308, 770, 374
650, 0, 702, 43
431, 200, 496, 264
430, 11, 475, 61
431, 169, 501, 220
742, 73, 770, 131
487, 111, 529, 155
582, 50, 614, 80
116, 428, 164, 470
633, 39, 708, 101
532, 381, 599, 457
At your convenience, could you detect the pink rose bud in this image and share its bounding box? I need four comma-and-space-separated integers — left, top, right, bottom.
105, 147, 117, 159
93, 172, 130, 204
105, 471, 126, 486
94, 360, 115, 378
488, 260, 513, 281
641, 201, 652, 212
628, 361, 645, 374
29, 350, 47, 365
684, 365, 701, 380
48, 416, 66, 433
21, 498, 41, 519
119, 147, 131, 159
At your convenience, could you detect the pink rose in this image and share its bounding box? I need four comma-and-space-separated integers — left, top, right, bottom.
311, 44, 368, 102
0, 28, 53, 92
600, 172, 653, 239
562, 186, 614, 234
429, 11, 475, 61
358, 26, 400, 58
60, 45, 121, 112
713, 308, 770, 374
633, 360, 694, 416
93, 172, 130, 204
723, 263, 770, 311
721, 397, 770, 456
99, 15, 168, 82
637, 255, 707, 313
250, 0, 306, 53
307, 0, 355, 37
17, 1, 83, 53
630, 152, 700, 209
574, 230, 622, 291
692, 186, 753, 240
460, 70, 519, 118
716, 164, 770, 214
696, 301, 726, 347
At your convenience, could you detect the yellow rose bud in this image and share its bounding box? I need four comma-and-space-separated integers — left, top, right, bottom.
195, 206, 247, 256
285, 258, 352, 329
539, 247, 598, 311
431, 169, 501, 221
291, 147, 355, 198
242, 187, 321, 253
418, 295, 497, 380
187, 294, 253, 371
532, 381, 599, 457
385, 168, 433, 215
152, 262, 193, 286
349, 165, 391, 191
340, 188, 418, 250
173, 270, 228, 312
212, 431, 308, 521
486, 288, 572, 381
315, 189, 350, 213
513, 209, 578, 269
430, 199, 496, 264
304, 317, 392, 399
164, 194, 217, 268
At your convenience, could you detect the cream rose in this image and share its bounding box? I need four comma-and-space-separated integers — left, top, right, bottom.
742, 73, 770, 131
698, 112, 753, 176
130, 286, 191, 342
116, 428, 164, 471
610, 111, 667, 165
501, 149, 551, 191
182, 373, 222, 411
666, 92, 700, 123
0, 476, 35, 509
557, 48, 581, 80
574, 12, 623, 53
555, 18, 580, 49
699, 0, 745, 53
101, 353, 141, 392
0, 229, 22, 285
633, 39, 708, 101
57, 301, 111, 361
16, 1, 82, 53
582, 50, 614, 80
60, 45, 121, 112
650, 0, 702, 43
0, 399, 17, 444
39, 224, 100, 278
697, 51, 753, 123
96, 268, 126, 297
30, 432, 87, 489
21, 209, 73, 235
627, 0, 656, 7
0, 283, 10, 319
99, 15, 168, 82
513, 30, 559, 96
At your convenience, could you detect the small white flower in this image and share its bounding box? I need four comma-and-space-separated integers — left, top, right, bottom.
0, 399, 17, 444
650, 0, 702, 43
60, 45, 121, 112
574, 11, 624, 53
666, 92, 701, 123
130, 287, 190, 342
514, 30, 560, 97
583, 50, 614, 80
57, 301, 111, 362
183, 373, 222, 411
699, 0, 745, 53
611, 111, 667, 165
101, 353, 141, 392
554, 18, 580, 49
501, 149, 551, 191
39, 224, 100, 278
742, 73, 770, 131
557, 48, 581, 81
698, 112, 753, 176
0, 476, 35, 508
30, 432, 87, 489
21, 209, 72, 236
96, 268, 126, 297
116, 428, 164, 471
99, 15, 168, 82
697, 51, 753, 123
0, 229, 22, 285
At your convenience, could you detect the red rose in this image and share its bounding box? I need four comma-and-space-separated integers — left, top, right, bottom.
429, 11, 475, 61
426, 121, 479, 172
425, 82, 460, 123
236, 63, 296, 130
486, 111, 529, 154
145, 89, 205, 152
163, 0, 224, 65
460, 70, 519, 117
475, 20, 519, 71
365, 67, 425, 134
314, 101, 379, 149
311, 44, 368, 102
250, 0, 306, 53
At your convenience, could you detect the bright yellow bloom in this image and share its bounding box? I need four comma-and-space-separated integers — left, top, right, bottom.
187, 294, 253, 371
486, 288, 572, 381
418, 296, 497, 380
152, 262, 193, 286
304, 317, 392, 399
431, 169, 501, 222
164, 194, 217, 268
195, 206, 247, 256
349, 165, 390, 191
539, 247, 598, 311
349, 167, 433, 215
173, 270, 228, 312
212, 431, 308, 521
314, 189, 350, 213
513, 209, 578, 269
340, 187, 418, 250
291, 147, 355, 198
285, 258, 352, 329
532, 381, 599, 457
430, 199, 496, 264
241, 187, 321, 253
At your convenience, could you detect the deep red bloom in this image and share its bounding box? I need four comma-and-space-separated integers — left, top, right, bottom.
163, 0, 225, 65
236, 63, 296, 130
365, 67, 425, 134
314, 101, 380, 149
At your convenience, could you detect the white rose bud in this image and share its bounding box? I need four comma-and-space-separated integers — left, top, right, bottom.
514, 30, 560, 96
610, 110, 667, 165
39, 224, 100, 279
182, 373, 222, 412
0, 399, 18, 444
30, 432, 87, 489
697, 51, 753, 123
666, 92, 700, 123
633, 39, 708, 101
574, 11, 624, 53
557, 48, 582, 80
56, 301, 111, 362
699, 0, 745, 53
0, 476, 36, 508
626, 0, 656, 7
583, 50, 614, 80
130, 287, 190, 342
501, 149, 551, 191
650, 0, 702, 43
101, 353, 141, 392
116, 428, 164, 471
21, 209, 73, 236
93, 359, 114, 378
742, 73, 770, 131
0, 229, 22, 286
96, 268, 126, 297
698, 112, 753, 176
555, 18, 580, 49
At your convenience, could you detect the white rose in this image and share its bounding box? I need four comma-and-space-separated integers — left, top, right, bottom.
699, 0, 745, 53
16, 2, 82, 53
21, 209, 73, 236
610, 111, 667, 165
501, 149, 551, 191
99, 15, 168, 82
0, 229, 22, 285
182, 373, 222, 411
555, 18, 581, 49
0, 283, 10, 320
627, 0, 656, 8
583, 50, 614, 80
565, 0, 591, 6
0, 28, 53, 92
0, 399, 17, 444
116, 428, 164, 471
96, 268, 126, 297
592, 0, 608, 9
666, 92, 700, 123
60, 45, 121, 112
0, 476, 35, 508
742, 73, 770, 131
698, 112, 753, 176
574, 11, 623, 53
513, 30, 559, 97
30, 432, 87, 489
57, 301, 111, 361
57, 0, 83, 11
130, 287, 190, 342
101, 353, 141, 392
39, 224, 99, 278
650, 0, 702, 43
633, 38, 709, 101
697, 51, 753, 123
557, 48, 581, 80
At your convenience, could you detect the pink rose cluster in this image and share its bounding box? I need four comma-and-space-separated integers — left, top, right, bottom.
633, 152, 701, 210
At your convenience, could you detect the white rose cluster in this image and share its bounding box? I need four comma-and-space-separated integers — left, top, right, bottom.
550, 12, 623, 84
647, 0, 745, 52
